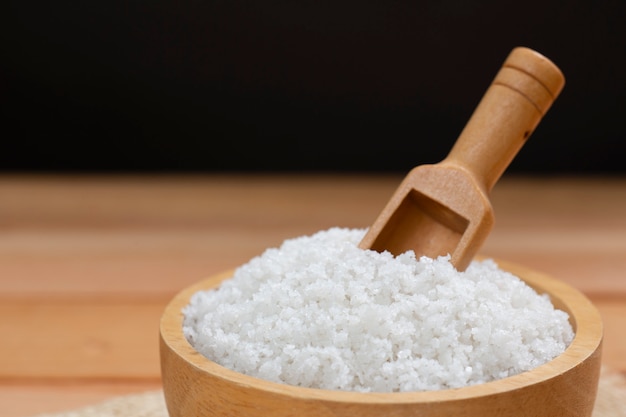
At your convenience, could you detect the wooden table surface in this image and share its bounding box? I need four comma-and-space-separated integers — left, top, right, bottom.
1, 174, 625, 417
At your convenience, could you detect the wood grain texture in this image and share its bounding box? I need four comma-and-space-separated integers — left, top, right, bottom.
0, 174, 624, 416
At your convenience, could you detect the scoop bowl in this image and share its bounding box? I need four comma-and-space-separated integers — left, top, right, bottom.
160, 259, 602, 417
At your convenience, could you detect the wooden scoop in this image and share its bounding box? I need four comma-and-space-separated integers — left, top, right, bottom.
359, 47, 565, 271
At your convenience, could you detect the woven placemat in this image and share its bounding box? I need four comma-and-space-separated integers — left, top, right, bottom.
32, 367, 626, 417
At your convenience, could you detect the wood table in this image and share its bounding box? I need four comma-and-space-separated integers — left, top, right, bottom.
1, 174, 625, 417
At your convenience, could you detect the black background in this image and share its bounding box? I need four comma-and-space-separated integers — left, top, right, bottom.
2, 1, 625, 174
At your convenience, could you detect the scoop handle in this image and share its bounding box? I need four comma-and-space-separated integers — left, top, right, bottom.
443, 47, 565, 192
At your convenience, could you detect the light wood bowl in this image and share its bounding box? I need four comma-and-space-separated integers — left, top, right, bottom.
160, 259, 603, 417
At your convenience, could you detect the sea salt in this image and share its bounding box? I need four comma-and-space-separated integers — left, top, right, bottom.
182, 227, 574, 392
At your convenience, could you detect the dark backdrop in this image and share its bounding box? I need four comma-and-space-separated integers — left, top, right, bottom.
2, 1, 625, 174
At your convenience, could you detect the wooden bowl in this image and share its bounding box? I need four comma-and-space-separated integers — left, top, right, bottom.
160, 259, 603, 417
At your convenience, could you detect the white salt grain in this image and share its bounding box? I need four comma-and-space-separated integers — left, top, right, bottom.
182, 227, 574, 392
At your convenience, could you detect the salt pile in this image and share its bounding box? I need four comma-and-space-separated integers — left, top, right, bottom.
183, 227, 574, 392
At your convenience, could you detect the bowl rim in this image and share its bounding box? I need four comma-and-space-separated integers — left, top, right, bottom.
160, 257, 603, 405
